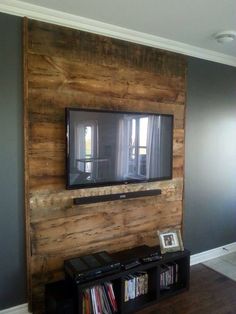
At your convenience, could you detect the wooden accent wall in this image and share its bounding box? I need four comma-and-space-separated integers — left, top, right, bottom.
24, 18, 186, 312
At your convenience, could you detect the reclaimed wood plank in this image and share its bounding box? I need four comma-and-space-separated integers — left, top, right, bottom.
24, 18, 187, 312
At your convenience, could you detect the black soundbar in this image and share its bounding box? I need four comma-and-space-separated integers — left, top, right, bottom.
73, 189, 161, 205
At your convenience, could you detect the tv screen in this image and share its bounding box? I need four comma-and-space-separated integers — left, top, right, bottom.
66, 108, 173, 189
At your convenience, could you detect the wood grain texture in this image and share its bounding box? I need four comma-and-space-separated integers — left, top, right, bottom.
24, 19, 187, 312
23, 17, 33, 312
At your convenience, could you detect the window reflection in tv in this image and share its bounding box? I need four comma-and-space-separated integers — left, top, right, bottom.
66, 108, 173, 189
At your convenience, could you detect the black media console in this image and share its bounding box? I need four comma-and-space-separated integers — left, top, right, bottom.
45, 246, 190, 314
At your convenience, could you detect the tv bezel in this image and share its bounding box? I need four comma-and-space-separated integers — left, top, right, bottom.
65, 108, 173, 190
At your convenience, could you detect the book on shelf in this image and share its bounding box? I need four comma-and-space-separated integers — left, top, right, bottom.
101, 286, 112, 314
82, 289, 92, 314
160, 262, 179, 290
104, 282, 118, 313
82, 282, 118, 314
124, 271, 148, 302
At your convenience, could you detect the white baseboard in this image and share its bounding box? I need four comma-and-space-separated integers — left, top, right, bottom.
0, 304, 29, 314
190, 242, 236, 266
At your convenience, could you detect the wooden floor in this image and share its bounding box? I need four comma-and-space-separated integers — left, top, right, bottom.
139, 264, 236, 314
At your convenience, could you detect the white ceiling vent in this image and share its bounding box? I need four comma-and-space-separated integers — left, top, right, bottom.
214, 31, 236, 44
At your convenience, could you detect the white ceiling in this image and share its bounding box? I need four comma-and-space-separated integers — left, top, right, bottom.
1, 0, 236, 66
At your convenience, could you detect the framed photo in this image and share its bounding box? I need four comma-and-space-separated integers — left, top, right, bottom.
157, 229, 184, 254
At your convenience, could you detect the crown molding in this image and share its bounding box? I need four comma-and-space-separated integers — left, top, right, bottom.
1, 0, 236, 67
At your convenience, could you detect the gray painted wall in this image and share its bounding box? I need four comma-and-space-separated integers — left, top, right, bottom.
1, 12, 236, 310
0, 13, 26, 310
184, 58, 236, 254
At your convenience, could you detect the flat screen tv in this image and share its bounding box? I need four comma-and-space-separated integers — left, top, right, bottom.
66, 108, 173, 189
